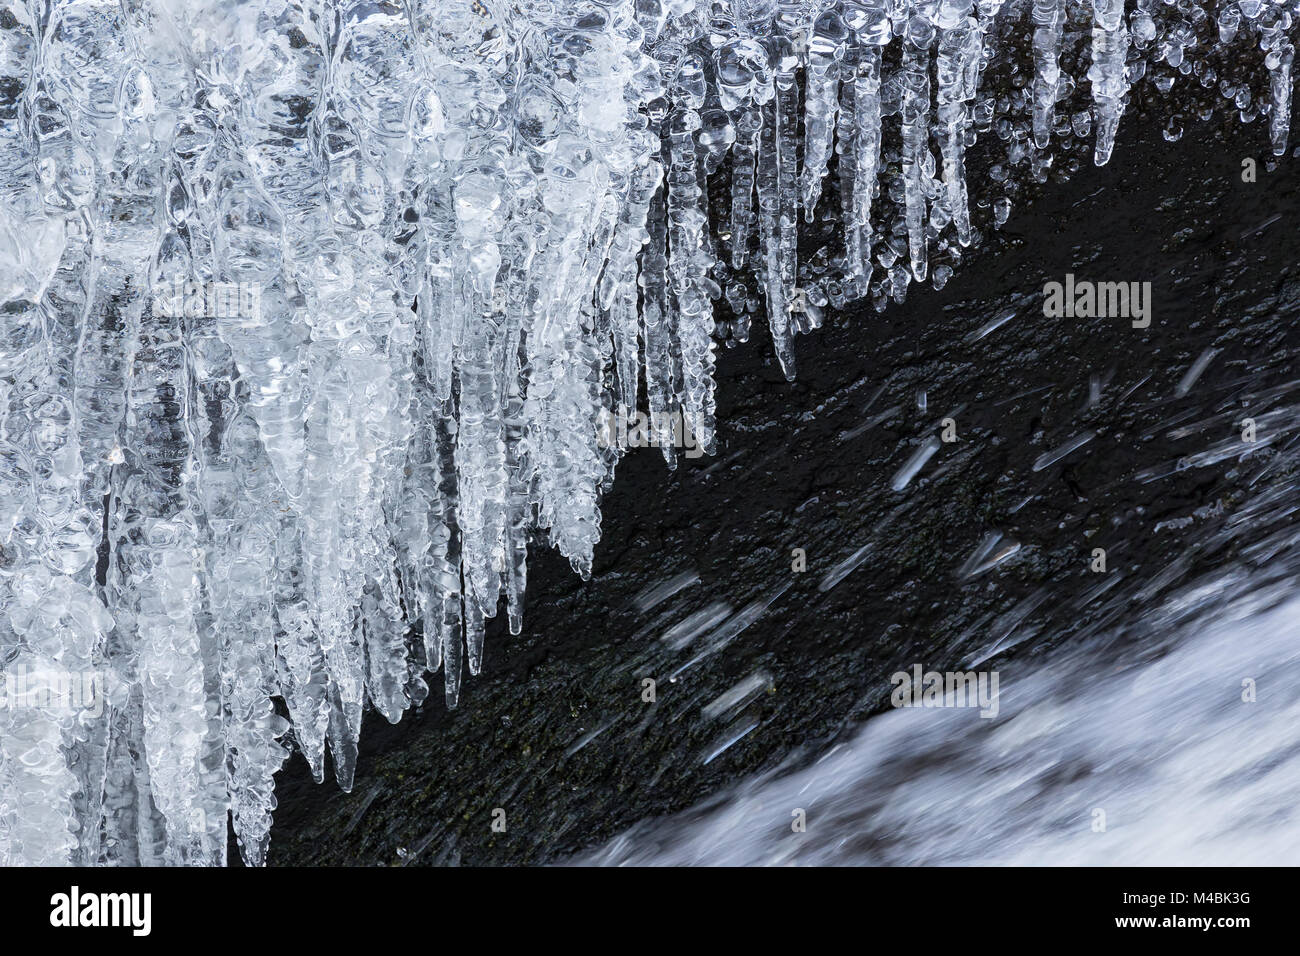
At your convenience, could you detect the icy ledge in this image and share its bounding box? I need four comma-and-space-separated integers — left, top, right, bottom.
0, 0, 1294, 865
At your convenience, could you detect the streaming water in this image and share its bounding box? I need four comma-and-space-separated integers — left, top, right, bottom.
583, 519, 1300, 865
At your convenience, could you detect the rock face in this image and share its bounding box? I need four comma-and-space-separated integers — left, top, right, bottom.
267, 103, 1300, 866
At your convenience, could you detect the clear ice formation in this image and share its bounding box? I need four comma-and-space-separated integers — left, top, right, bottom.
0, 0, 1293, 865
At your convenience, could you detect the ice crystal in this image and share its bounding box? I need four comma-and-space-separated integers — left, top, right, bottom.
0, 0, 1294, 865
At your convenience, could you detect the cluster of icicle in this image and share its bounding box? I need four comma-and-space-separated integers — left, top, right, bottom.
0, 0, 1293, 866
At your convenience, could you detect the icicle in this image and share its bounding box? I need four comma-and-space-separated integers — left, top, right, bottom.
1089, 0, 1130, 166
774, 28, 802, 358
1031, 0, 1065, 150
759, 92, 796, 379
433, 414, 465, 708
716, 35, 769, 270
668, 53, 720, 450
642, 136, 680, 468
837, 41, 862, 274
1268, 39, 1294, 157
455, 312, 509, 631
601, 146, 658, 414
938, 3, 980, 247
901, 35, 932, 282
802, 9, 847, 220
853, 36, 887, 278
730, 106, 762, 269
